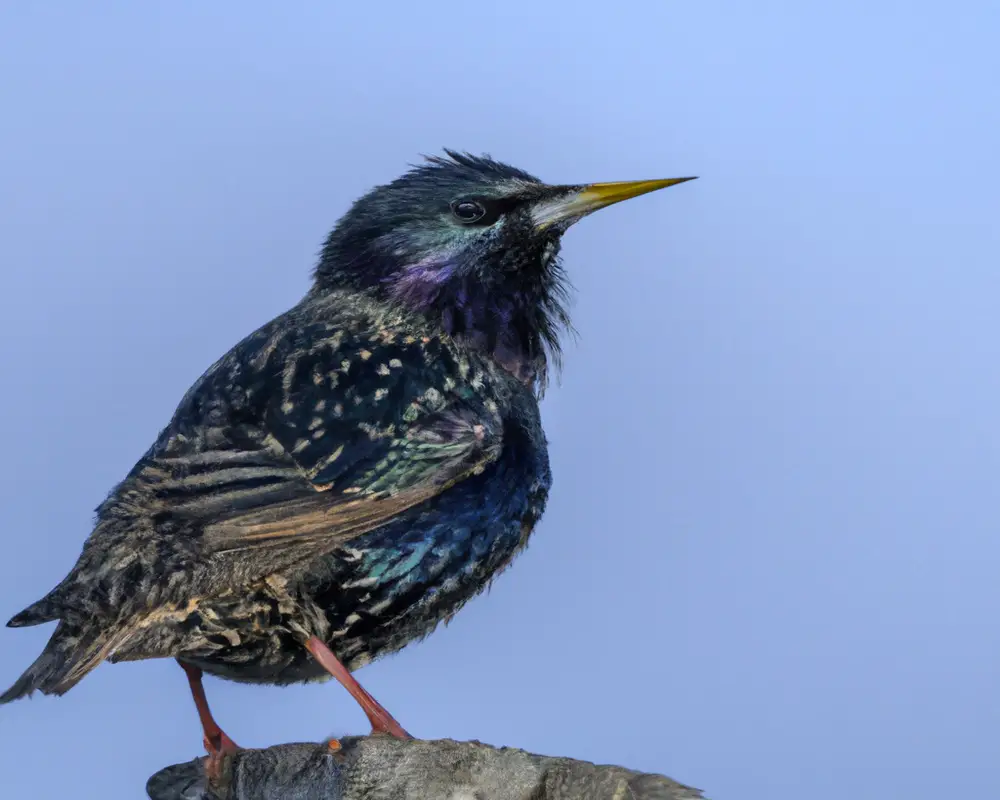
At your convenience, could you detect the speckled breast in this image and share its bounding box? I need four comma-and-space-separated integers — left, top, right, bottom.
303, 406, 551, 674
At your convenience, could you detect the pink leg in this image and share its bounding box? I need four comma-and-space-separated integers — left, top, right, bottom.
178, 661, 240, 756
303, 636, 412, 740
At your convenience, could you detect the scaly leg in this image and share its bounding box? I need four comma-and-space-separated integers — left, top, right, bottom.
178, 660, 240, 756
304, 636, 412, 740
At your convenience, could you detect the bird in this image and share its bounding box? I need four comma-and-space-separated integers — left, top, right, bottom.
1, 150, 695, 756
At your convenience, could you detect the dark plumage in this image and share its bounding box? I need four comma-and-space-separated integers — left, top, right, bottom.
1, 150, 694, 750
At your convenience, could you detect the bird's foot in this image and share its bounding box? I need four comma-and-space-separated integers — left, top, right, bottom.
368, 714, 413, 740
204, 729, 240, 757
202, 729, 240, 783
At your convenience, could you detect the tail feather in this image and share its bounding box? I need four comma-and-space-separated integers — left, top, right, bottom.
0, 621, 123, 704
6, 595, 62, 628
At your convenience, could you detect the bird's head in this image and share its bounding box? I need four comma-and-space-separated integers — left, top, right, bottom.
315, 150, 694, 391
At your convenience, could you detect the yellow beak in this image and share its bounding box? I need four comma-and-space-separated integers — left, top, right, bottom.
532, 176, 696, 231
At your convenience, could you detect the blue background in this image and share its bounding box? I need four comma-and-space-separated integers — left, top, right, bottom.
1, 3, 997, 798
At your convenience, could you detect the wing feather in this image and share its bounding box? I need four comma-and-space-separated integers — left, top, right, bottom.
174, 319, 503, 558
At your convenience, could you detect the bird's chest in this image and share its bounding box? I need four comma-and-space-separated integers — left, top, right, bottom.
303, 412, 550, 667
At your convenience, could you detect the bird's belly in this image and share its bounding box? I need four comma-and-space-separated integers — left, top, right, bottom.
307, 503, 535, 671
184, 458, 548, 685
183, 513, 533, 685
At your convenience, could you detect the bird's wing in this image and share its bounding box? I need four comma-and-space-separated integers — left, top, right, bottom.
189, 320, 503, 557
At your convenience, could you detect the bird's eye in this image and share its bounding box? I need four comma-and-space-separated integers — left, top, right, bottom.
450, 199, 488, 223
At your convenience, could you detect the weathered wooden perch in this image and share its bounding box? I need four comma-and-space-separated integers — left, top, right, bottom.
146, 736, 705, 800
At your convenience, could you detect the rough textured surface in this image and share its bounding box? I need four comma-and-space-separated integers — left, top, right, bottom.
146, 737, 705, 800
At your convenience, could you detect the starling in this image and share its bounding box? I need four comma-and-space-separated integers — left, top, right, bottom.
1, 151, 694, 753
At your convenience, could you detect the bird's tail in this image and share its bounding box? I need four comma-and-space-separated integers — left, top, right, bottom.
6, 593, 63, 628
0, 619, 124, 704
